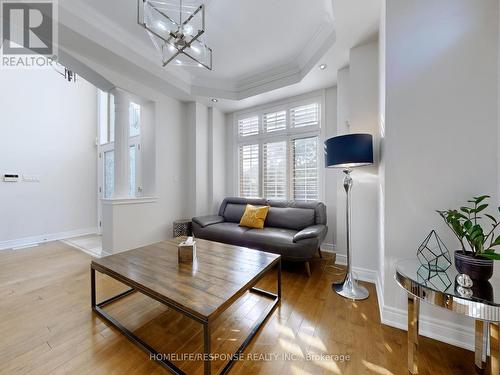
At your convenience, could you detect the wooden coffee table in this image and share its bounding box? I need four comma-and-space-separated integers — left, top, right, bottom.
90, 238, 281, 375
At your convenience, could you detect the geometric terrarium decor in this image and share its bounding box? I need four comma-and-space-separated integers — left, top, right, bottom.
417, 230, 452, 272
138, 0, 213, 70
417, 265, 452, 291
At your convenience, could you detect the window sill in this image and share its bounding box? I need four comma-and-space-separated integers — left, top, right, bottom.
101, 197, 158, 206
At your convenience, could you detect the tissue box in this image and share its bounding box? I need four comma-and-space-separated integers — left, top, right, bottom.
178, 240, 196, 263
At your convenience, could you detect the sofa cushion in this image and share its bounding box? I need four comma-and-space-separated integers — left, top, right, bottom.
264, 207, 315, 231
192, 222, 251, 244
239, 204, 270, 229
219, 198, 267, 223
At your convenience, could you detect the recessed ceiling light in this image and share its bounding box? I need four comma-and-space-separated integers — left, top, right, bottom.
211, 98, 218, 103
319, 63, 327, 70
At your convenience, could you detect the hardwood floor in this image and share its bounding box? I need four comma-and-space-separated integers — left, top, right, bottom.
0, 241, 475, 374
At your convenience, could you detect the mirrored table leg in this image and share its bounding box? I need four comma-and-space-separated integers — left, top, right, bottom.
475, 320, 484, 372
491, 322, 499, 375
408, 293, 419, 374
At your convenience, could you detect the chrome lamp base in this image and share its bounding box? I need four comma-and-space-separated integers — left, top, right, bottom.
332, 272, 369, 300
333, 168, 370, 301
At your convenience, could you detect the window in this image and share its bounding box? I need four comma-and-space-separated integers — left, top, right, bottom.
129, 102, 141, 137
263, 110, 286, 133
238, 116, 259, 137
98, 90, 142, 198
239, 144, 260, 197
236, 99, 321, 201
292, 136, 319, 201
104, 150, 114, 198
290, 103, 319, 128
263, 141, 287, 200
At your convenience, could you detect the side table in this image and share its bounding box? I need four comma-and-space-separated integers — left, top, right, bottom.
173, 219, 192, 238
395, 259, 500, 374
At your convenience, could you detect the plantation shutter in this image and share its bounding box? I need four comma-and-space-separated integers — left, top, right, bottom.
263, 110, 286, 133
292, 136, 319, 201
263, 141, 287, 200
290, 103, 319, 128
239, 144, 260, 197
238, 116, 259, 137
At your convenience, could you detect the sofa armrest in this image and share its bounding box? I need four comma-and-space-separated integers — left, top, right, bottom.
293, 225, 327, 243
192, 215, 225, 228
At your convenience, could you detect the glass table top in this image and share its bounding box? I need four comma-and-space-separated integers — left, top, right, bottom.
396, 259, 500, 307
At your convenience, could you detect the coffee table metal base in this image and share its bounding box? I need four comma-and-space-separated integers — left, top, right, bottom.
91, 261, 281, 375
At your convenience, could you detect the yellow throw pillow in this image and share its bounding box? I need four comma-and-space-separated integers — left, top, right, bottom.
239, 204, 270, 229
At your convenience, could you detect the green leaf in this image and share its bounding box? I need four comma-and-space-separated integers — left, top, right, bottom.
461, 207, 471, 214
474, 195, 490, 204
491, 236, 500, 247
478, 252, 500, 260
485, 214, 498, 223
474, 204, 488, 213
464, 220, 473, 231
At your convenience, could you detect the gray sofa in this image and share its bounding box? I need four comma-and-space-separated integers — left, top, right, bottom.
192, 197, 328, 276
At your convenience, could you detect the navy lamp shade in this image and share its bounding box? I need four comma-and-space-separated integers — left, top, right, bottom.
325, 133, 374, 168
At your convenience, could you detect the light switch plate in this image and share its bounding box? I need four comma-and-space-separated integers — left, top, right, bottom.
4, 174, 19, 182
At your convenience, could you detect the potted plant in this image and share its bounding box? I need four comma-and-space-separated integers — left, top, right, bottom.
437, 195, 500, 281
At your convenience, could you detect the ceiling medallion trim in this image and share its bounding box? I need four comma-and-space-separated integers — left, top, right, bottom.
138, 0, 213, 70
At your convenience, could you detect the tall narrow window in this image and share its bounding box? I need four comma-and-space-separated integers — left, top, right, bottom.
263, 141, 287, 200
292, 136, 319, 201
129, 145, 136, 196
239, 144, 260, 197
238, 116, 259, 137
290, 103, 319, 128
129, 102, 141, 137
104, 150, 114, 198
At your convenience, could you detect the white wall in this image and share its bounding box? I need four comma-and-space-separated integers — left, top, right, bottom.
0, 68, 98, 248
334, 41, 380, 274
324, 87, 338, 247
185, 103, 225, 217
347, 41, 380, 272
381, 0, 499, 349
210, 107, 227, 212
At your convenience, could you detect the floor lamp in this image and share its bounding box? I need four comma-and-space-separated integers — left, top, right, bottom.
324, 133, 374, 300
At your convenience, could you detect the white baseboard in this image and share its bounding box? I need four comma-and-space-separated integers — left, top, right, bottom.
380, 304, 474, 351
320, 244, 475, 351
0, 227, 99, 251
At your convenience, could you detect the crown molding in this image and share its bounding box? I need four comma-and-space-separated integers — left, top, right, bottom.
57, 1, 336, 101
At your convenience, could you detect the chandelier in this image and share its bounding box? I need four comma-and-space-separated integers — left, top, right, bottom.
138, 0, 213, 70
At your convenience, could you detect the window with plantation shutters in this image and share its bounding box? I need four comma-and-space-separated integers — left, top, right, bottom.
263, 110, 286, 133
239, 144, 260, 197
263, 141, 287, 200
238, 116, 259, 137
290, 103, 319, 128
292, 136, 319, 201
236, 97, 322, 201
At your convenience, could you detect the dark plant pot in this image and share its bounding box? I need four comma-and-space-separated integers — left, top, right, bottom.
454, 250, 493, 281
